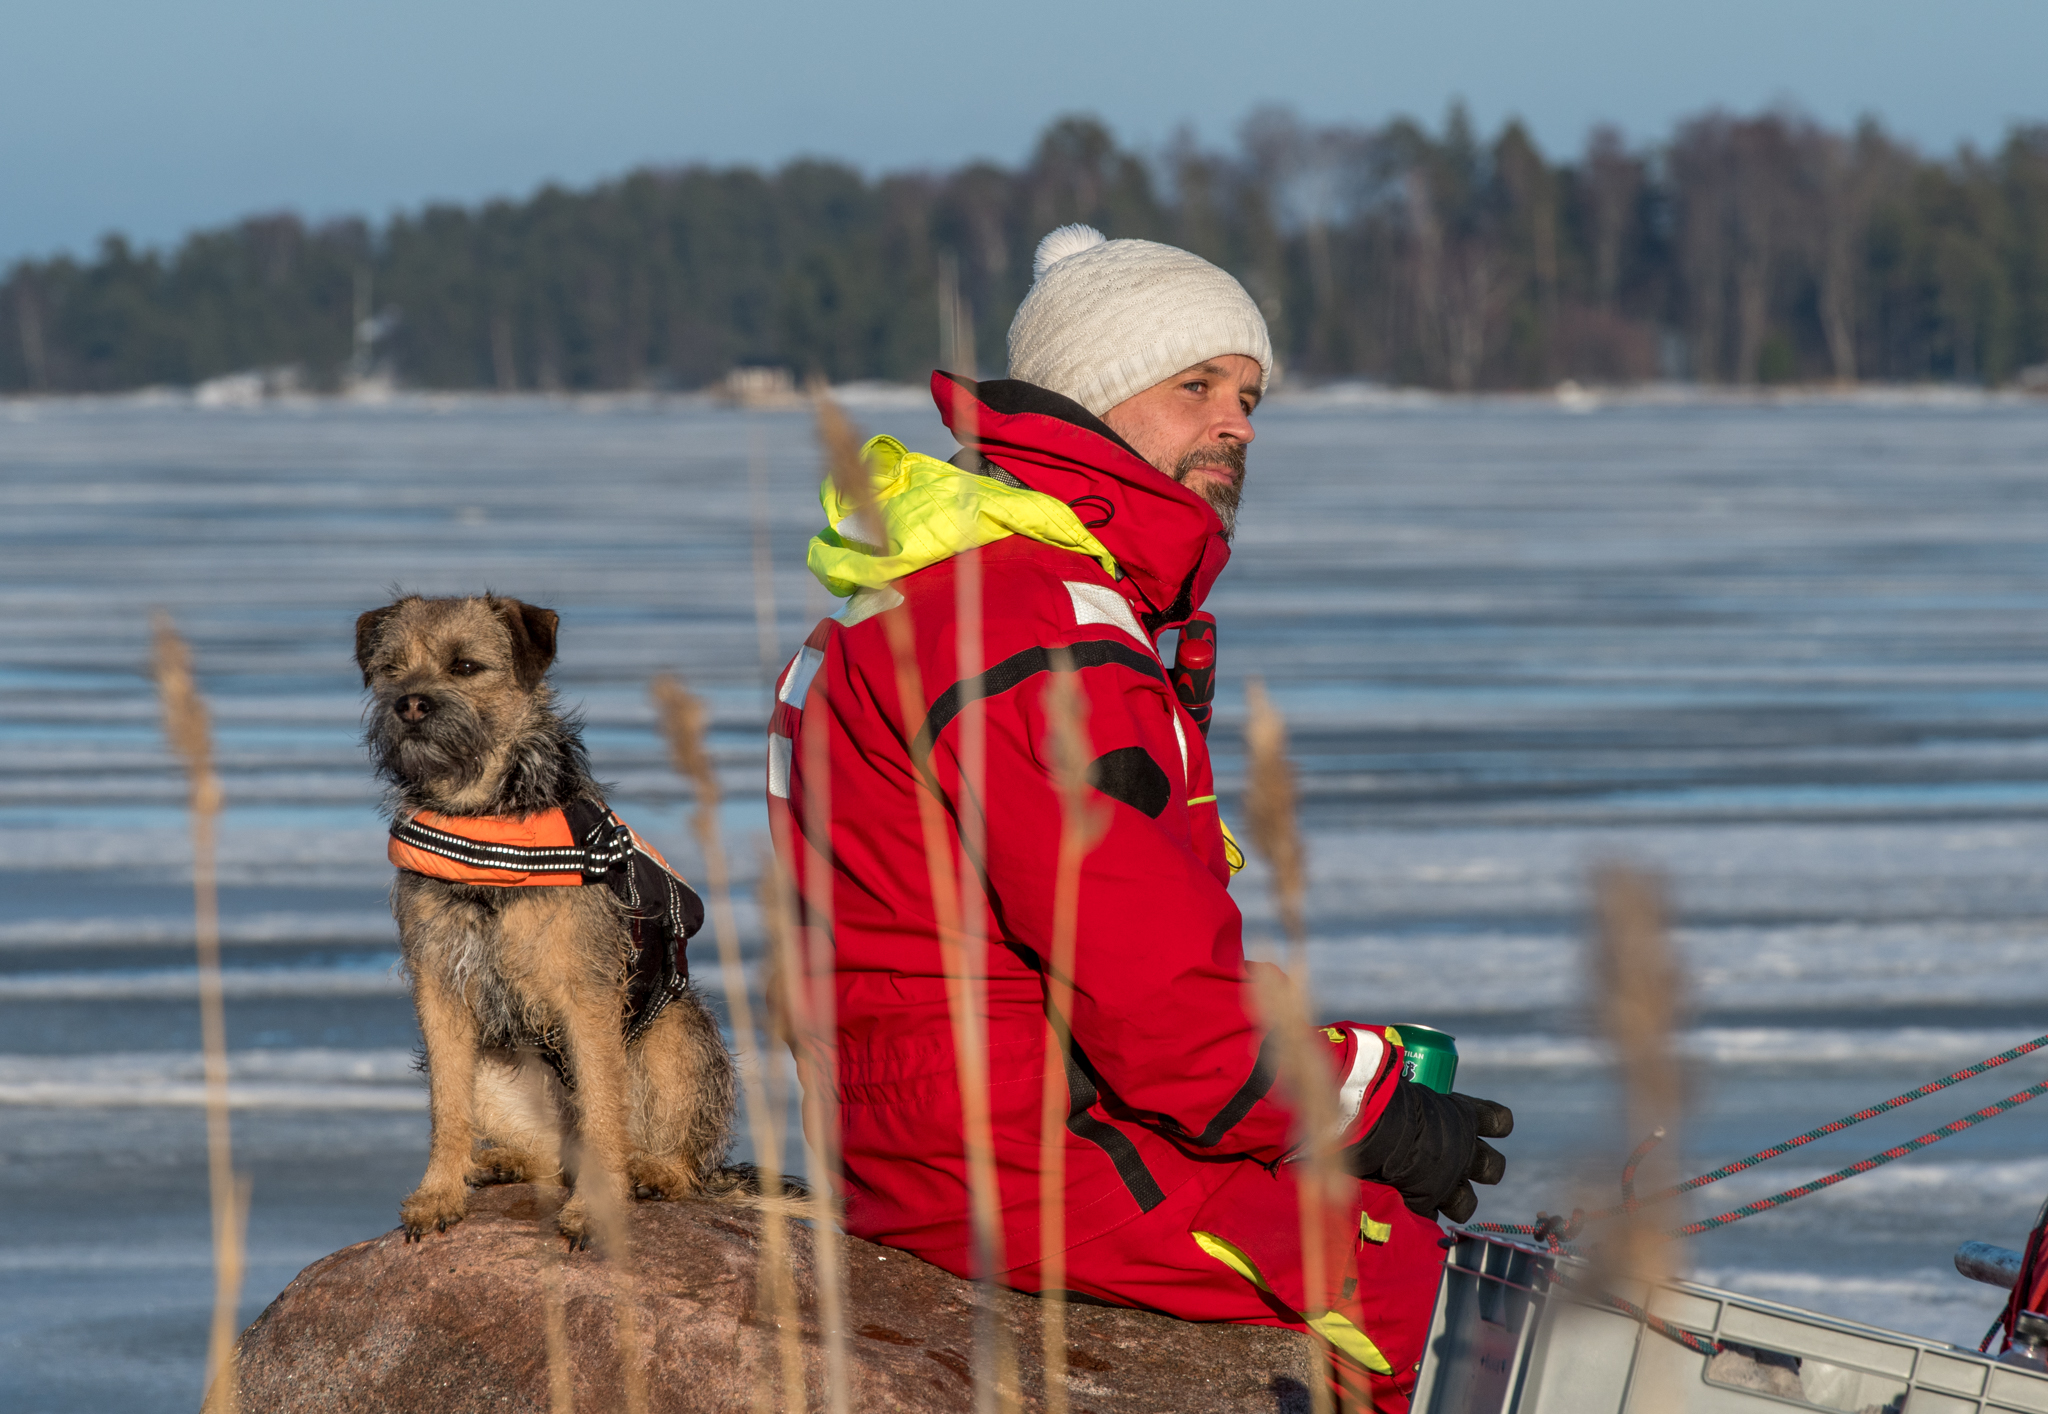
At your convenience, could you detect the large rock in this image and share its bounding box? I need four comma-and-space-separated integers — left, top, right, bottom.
234, 1183, 1315, 1412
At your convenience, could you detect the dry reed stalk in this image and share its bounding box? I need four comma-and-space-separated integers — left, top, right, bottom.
589, 1196, 650, 1414
941, 269, 1019, 1414
794, 685, 851, 1414
811, 387, 1016, 1412
810, 378, 883, 551
748, 425, 782, 687
937, 252, 969, 383
152, 614, 247, 1414
539, 1240, 575, 1414
746, 428, 811, 1414
761, 399, 847, 1409
552, 1057, 649, 1412
756, 856, 811, 1414
1589, 865, 1686, 1297
1241, 680, 1306, 949
940, 266, 986, 1080
878, 545, 1015, 1414
649, 673, 802, 1412
1241, 678, 1343, 1414
1036, 659, 1108, 1414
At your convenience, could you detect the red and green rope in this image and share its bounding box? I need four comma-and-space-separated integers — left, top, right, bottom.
1464, 1032, 2048, 1361
1471, 1029, 2048, 1244
1677, 1075, 2048, 1236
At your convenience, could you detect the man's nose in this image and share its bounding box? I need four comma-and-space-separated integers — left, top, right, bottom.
394, 694, 435, 723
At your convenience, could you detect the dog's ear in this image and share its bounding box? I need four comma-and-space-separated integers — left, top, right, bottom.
354, 604, 402, 686
493, 598, 559, 690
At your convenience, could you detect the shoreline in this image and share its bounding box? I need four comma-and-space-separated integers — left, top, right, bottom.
6, 377, 2048, 418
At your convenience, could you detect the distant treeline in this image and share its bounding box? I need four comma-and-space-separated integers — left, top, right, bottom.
6, 108, 2048, 393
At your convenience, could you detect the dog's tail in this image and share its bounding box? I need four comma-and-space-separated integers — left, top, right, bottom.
704, 1163, 813, 1217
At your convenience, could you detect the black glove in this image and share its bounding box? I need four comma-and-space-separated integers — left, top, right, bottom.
1341, 1080, 1513, 1223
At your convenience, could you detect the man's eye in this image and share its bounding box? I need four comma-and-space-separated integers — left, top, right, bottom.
1184, 380, 1207, 393
450, 660, 485, 677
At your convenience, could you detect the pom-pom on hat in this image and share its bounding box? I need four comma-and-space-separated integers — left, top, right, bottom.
1006, 225, 1272, 417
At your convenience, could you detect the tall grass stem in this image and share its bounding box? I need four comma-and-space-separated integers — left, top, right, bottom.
1243, 679, 1340, 1414
152, 614, 246, 1414
812, 387, 1016, 1411
1589, 863, 1687, 1349
650, 674, 800, 1411
1037, 658, 1107, 1414
748, 423, 781, 687
793, 690, 850, 1413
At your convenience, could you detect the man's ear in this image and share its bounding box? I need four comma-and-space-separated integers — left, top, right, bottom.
354, 603, 403, 686
492, 598, 559, 690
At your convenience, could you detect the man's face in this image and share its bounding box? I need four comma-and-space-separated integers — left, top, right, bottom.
1101, 354, 1261, 541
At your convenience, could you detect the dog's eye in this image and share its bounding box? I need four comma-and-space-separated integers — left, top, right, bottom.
379, 664, 400, 677
449, 659, 485, 677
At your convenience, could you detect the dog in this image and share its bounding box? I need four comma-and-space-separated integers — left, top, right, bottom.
356, 592, 736, 1246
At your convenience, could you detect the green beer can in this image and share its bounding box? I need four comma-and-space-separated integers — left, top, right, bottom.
1391, 1024, 1458, 1094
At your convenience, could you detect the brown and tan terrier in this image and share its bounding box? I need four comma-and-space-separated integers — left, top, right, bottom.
356, 592, 735, 1247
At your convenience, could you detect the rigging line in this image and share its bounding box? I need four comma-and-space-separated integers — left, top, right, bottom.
1471, 1030, 2048, 1241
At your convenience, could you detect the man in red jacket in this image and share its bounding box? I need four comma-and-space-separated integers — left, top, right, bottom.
768, 225, 1511, 1410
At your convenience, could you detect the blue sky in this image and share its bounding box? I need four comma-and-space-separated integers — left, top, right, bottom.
5, 0, 2042, 266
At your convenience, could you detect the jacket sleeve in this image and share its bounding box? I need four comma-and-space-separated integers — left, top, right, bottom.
932, 627, 1405, 1165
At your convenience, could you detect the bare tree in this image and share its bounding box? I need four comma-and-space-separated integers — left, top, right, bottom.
1729, 117, 1798, 386
1584, 126, 1644, 313
1497, 122, 1560, 380
14, 284, 48, 391
1809, 120, 1910, 382
1671, 115, 1736, 381
1405, 168, 1447, 382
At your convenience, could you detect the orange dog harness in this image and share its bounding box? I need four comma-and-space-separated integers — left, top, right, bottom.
388, 800, 704, 1081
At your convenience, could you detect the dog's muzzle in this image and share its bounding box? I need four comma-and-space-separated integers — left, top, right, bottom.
394, 694, 436, 723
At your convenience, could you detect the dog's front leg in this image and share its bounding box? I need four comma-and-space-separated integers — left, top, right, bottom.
401, 966, 480, 1240
551, 995, 635, 1250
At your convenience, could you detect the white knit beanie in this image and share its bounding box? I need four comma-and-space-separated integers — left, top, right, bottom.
1005, 225, 1272, 417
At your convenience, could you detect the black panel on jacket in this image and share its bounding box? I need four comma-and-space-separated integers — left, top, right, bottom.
1087, 746, 1173, 819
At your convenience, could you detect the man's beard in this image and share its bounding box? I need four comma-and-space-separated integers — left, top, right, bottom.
1169, 443, 1247, 542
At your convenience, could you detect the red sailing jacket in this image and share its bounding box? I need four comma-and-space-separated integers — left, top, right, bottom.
767, 374, 1405, 1277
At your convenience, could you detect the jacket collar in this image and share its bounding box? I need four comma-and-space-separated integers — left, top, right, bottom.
932, 372, 1230, 632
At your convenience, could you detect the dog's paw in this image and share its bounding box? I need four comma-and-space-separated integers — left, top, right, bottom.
625, 1155, 700, 1202
554, 1195, 597, 1251
467, 1156, 528, 1187
399, 1185, 469, 1242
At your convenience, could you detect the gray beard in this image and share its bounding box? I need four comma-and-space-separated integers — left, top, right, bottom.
1170, 444, 1247, 542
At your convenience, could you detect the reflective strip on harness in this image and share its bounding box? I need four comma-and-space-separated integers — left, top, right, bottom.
389, 806, 655, 886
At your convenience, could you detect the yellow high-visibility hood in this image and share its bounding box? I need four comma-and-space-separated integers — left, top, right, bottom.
807, 435, 1120, 599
